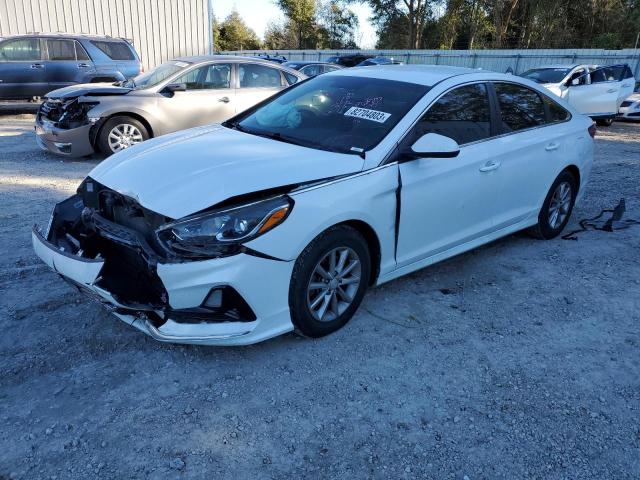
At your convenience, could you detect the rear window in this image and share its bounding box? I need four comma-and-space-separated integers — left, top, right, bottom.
90, 40, 135, 60
494, 82, 546, 132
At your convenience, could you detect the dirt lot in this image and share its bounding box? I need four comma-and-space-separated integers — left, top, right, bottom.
1, 115, 639, 480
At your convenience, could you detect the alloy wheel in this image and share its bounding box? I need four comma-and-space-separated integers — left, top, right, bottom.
108, 123, 144, 152
306, 247, 361, 322
548, 181, 572, 229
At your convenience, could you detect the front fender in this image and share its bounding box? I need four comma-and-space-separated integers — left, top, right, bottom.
244, 163, 399, 279
83, 100, 159, 136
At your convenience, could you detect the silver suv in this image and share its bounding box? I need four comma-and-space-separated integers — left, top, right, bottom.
34, 55, 305, 157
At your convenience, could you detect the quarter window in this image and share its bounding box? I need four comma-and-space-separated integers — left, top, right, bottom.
90, 40, 135, 60
239, 64, 282, 88
543, 95, 571, 123
416, 83, 492, 145
494, 82, 546, 132
0, 38, 41, 61
300, 64, 321, 77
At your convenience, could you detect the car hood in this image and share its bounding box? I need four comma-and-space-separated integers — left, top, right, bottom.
89, 125, 365, 219
45, 83, 132, 100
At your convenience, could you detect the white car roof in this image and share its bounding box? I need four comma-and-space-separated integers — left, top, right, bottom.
329, 64, 534, 87
331, 65, 478, 86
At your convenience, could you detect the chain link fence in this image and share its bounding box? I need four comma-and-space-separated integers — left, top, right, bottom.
222, 49, 640, 78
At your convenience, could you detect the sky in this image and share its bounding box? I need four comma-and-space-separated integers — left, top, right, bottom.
212, 0, 378, 49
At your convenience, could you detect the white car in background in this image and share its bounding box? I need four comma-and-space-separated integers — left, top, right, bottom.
32, 66, 594, 346
617, 84, 640, 121
521, 64, 636, 126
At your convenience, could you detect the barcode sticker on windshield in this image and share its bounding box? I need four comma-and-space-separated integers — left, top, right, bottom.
344, 107, 391, 123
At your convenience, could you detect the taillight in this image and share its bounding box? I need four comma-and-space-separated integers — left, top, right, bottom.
588, 124, 596, 138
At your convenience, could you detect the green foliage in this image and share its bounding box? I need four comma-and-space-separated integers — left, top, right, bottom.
213, 10, 262, 51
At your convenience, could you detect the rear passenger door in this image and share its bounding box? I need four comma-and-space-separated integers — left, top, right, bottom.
0, 37, 47, 99
490, 82, 569, 228
235, 63, 287, 114
44, 39, 95, 91
396, 83, 503, 266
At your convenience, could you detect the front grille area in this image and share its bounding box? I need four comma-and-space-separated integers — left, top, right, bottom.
40, 99, 65, 123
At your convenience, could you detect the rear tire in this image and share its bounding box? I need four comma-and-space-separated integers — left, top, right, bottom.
528, 170, 578, 240
97, 115, 149, 156
289, 225, 371, 338
595, 118, 613, 127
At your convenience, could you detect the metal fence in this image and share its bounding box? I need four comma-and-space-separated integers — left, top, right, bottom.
0, 0, 212, 69
223, 48, 640, 78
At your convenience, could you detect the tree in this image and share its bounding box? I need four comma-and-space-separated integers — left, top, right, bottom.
367, 0, 431, 49
276, 0, 318, 48
215, 10, 262, 51
317, 1, 359, 48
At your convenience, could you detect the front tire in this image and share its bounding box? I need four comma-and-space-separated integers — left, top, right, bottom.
289, 225, 371, 338
528, 170, 577, 239
97, 115, 149, 156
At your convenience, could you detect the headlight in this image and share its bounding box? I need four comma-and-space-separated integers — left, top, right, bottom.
156, 196, 293, 259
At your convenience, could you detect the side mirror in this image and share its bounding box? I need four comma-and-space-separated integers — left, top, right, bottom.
163, 83, 187, 94
404, 133, 460, 160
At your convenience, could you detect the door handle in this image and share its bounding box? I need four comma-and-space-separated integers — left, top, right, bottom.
606, 88, 617, 93
218, 96, 230, 103
30, 63, 44, 69
622, 83, 631, 88
479, 160, 501, 172
545, 142, 559, 151
77, 63, 91, 68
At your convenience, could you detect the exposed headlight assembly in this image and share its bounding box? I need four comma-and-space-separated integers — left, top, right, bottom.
156, 196, 293, 259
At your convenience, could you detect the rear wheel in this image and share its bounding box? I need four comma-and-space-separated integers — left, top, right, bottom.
289, 225, 371, 338
97, 115, 149, 156
528, 170, 577, 239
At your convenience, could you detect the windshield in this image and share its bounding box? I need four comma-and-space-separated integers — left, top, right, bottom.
230, 75, 428, 154
520, 68, 571, 84
125, 60, 190, 89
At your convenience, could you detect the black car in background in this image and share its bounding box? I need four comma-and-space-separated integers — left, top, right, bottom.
0, 33, 141, 100
282, 61, 343, 77
253, 54, 288, 64
326, 54, 374, 67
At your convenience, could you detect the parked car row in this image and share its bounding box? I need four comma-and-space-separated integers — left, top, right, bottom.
32, 64, 595, 346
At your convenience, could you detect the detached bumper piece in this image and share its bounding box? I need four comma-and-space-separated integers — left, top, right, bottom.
34, 99, 97, 157
32, 186, 266, 344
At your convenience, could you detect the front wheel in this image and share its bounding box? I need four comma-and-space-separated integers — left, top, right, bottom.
289, 225, 371, 338
97, 115, 149, 156
528, 171, 578, 239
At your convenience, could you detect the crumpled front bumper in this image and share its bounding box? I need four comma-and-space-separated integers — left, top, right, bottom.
34, 115, 95, 157
32, 218, 295, 346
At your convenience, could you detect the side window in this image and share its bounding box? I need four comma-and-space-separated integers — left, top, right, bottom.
74, 41, 91, 61
172, 66, 206, 90
494, 82, 546, 132
590, 68, 608, 83
300, 64, 321, 77
203, 63, 231, 89
0, 38, 41, 61
47, 39, 76, 61
543, 95, 571, 123
568, 68, 587, 86
239, 64, 282, 88
324, 65, 340, 73
415, 83, 492, 145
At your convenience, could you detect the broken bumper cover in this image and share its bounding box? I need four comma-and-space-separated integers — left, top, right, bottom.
31, 223, 295, 346
34, 116, 95, 157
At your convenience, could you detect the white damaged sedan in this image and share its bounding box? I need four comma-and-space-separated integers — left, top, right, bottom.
32, 65, 595, 345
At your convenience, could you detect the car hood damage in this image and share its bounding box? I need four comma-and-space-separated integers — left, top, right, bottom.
88, 124, 365, 219
45, 83, 132, 100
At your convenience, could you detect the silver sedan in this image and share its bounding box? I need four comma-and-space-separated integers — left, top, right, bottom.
34, 55, 306, 157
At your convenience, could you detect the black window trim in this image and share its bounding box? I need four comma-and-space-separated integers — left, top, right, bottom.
383, 78, 573, 166
490, 80, 572, 138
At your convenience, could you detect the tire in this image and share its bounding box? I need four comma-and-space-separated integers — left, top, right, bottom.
528, 170, 578, 240
97, 115, 149, 156
289, 225, 371, 338
595, 118, 613, 127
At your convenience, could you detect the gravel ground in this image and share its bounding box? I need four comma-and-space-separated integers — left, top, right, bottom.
1, 115, 639, 480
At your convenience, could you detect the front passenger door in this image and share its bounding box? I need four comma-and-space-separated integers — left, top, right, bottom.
157, 62, 235, 133
396, 83, 501, 267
